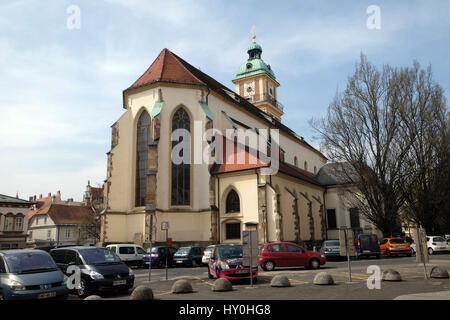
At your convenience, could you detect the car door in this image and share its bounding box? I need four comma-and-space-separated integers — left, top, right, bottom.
136, 246, 146, 261
269, 243, 287, 267
379, 239, 388, 254
0, 256, 7, 291
50, 250, 67, 271
285, 244, 306, 266
118, 246, 136, 262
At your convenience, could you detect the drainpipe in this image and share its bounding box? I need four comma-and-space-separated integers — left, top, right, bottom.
217, 175, 220, 244
323, 190, 328, 240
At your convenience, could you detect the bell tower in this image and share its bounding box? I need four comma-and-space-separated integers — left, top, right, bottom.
232, 27, 284, 122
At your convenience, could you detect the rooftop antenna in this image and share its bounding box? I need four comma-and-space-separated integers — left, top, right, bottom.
251, 25, 256, 43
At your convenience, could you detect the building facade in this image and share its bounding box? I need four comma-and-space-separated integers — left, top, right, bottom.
101, 39, 381, 248
0, 194, 33, 250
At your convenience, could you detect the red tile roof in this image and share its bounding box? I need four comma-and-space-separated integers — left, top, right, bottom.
28, 196, 53, 221
212, 136, 268, 174
210, 135, 322, 186
129, 48, 204, 89
30, 204, 94, 225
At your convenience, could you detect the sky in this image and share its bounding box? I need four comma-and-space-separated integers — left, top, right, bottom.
0, 0, 449, 201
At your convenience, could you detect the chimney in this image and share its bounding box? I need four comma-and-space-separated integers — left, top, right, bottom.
48, 192, 51, 198
39, 194, 42, 199
67, 198, 73, 203
56, 191, 61, 200
33, 195, 36, 201
29, 196, 33, 201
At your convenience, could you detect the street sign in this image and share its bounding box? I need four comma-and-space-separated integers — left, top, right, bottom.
161, 221, 169, 231
339, 228, 356, 256
242, 230, 259, 267
412, 227, 429, 263
166, 238, 172, 247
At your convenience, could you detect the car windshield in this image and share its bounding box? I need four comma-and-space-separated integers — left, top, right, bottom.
79, 248, 121, 265
176, 247, 191, 254
325, 240, 340, 246
218, 245, 243, 259
390, 238, 407, 244
433, 237, 446, 242
4, 251, 58, 274
148, 247, 161, 253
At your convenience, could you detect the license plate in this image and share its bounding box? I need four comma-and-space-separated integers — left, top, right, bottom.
38, 292, 56, 299
398, 246, 405, 249
440, 247, 446, 250
235, 270, 248, 274
363, 250, 370, 253
113, 280, 126, 286
176, 260, 183, 263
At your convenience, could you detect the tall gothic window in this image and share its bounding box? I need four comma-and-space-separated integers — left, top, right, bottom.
226, 189, 240, 213
135, 110, 151, 207
171, 108, 190, 205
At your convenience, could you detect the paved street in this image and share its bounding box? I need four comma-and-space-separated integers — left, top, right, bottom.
68, 254, 450, 300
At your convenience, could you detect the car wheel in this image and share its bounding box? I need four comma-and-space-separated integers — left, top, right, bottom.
309, 259, 320, 270
263, 260, 275, 271
428, 248, 434, 255
376, 254, 381, 259
386, 250, 391, 257
158, 260, 164, 268
77, 279, 90, 299
192, 260, 198, 267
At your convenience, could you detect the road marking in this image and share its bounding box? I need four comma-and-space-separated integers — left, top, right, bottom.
154, 291, 173, 296
193, 276, 214, 286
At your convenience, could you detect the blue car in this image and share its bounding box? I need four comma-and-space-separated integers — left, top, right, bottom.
0, 249, 68, 300
320, 240, 341, 259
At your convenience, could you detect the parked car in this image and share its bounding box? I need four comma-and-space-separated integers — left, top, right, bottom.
320, 240, 341, 259
143, 246, 177, 268
426, 236, 450, 255
380, 238, 412, 257
208, 244, 258, 281
259, 242, 326, 271
202, 245, 216, 265
0, 249, 68, 300
50, 246, 134, 298
354, 234, 381, 259
106, 244, 146, 268
173, 246, 205, 267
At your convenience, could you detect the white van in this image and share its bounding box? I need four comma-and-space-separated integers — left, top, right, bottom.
106, 244, 146, 268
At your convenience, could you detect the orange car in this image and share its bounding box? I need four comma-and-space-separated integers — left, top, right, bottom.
379, 238, 412, 257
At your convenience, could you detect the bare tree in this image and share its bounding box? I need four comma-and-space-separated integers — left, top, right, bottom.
310, 54, 442, 236
394, 63, 450, 234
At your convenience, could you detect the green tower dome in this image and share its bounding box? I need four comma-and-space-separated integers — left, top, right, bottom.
235, 41, 276, 81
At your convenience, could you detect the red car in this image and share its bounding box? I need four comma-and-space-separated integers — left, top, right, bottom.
259, 242, 326, 271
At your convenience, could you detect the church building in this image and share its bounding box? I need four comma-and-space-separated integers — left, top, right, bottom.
100, 36, 380, 248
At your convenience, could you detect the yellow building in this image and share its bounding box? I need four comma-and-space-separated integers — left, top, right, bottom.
101, 38, 379, 248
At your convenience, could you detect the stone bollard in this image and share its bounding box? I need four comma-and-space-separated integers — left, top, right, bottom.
172, 279, 193, 294
84, 295, 102, 300
130, 285, 154, 300
382, 269, 402, 281
430, 266, 449, 279
313, 272, 334, 285
270, 275, 291, 287
212, 278, 233, 292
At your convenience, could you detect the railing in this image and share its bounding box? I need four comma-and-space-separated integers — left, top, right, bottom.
247, 93, 284, 112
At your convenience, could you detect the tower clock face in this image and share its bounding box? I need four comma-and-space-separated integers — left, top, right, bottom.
244, 82, 255, 97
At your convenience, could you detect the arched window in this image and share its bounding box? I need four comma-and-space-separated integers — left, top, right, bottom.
226, 189, 240, 213
304, 161, 308, 171
171, 108, 190, 205
135, 110, 151, 207
294, 156, 298, 167
314, 166, 317, 174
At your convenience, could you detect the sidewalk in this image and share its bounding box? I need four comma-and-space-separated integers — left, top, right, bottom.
394, 290, 450, 300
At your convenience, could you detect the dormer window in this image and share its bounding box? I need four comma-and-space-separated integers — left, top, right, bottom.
246, 63, 252, 70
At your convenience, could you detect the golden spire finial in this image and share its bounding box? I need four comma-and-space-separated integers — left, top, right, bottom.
251, 25, 256, 42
